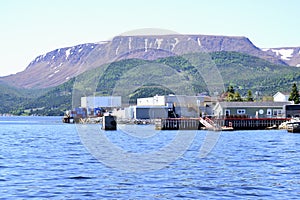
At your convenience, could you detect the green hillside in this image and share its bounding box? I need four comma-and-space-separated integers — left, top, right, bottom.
0, 82, 49, 115
211, 52, 300, 94
1, 51, 300, 115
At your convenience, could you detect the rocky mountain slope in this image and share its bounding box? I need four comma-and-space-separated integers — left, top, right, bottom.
0, 34, 295, 89
262, 47, 300, 67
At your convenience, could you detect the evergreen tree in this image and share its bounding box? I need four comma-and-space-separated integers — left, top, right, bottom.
246, 90, 254, 101
226, 92, 234, 101
225, 85, 235, 101
289, 83, 300, 104
233, 91, 243, 102
226, 85, 235, 93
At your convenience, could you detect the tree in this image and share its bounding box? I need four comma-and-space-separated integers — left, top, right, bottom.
227, 85, 235, 94
246, 90, 254, 101
289, 83, 300, 104
225, 86, 243, 102
233, 91, 243, 102
225, 85, 235, 101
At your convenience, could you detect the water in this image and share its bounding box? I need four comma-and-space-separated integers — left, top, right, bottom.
1, 116, 300, 199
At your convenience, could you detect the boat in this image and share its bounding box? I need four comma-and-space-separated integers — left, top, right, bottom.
287, 122, 300, 133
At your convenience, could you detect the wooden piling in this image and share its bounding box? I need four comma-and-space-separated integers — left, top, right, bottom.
102, 115, 117, 130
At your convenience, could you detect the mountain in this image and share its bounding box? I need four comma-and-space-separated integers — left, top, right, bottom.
0, 34, 288, 89
3, 51, 300, 116
0, 81, 48, 114
262, 47, 300, 67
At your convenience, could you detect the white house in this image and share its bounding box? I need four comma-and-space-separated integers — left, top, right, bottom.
273, 92, 290, 102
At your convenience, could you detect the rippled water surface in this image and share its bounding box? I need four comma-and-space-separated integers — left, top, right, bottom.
1, 116, 300, 199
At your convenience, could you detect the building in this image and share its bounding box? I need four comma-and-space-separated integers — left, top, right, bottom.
125, 106, 169, 120
137, 95, 166, 106
273, 92, 290, 102
81, 96, 122, 109
135, 94, 214, 118
122, 94, 215, 120
213, 101, 293, 118
284, 104, 300, 118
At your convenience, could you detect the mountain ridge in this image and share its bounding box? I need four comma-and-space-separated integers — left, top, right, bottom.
3, 51, 300, 116
0, 34, 298, 89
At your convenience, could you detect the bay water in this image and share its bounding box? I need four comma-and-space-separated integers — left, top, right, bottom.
0, 116, 299, 199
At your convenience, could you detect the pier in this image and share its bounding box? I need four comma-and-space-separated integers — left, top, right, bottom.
214, 118, 289, 130
155, 117, 289, 131
155, 118, 203, 130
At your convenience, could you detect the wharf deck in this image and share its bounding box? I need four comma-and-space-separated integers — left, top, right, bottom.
155, 118, 203, 130
155, 117, 289, 130
214, 118, 288, 130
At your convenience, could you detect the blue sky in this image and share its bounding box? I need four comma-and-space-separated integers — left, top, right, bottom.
1, 0, 300, 76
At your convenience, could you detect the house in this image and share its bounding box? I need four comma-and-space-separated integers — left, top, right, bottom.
273, 92, 290, 102
213, 101, 293, 118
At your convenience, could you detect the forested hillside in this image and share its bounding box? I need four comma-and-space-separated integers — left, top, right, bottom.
1, 51, 300, 116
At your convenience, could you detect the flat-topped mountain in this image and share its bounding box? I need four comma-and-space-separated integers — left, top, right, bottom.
0, 34, 295, 88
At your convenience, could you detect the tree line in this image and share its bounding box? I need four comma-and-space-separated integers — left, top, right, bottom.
225, 83, 300, 104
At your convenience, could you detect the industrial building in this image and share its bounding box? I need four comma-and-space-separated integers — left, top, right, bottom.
81, 96, 122, 108
73, 96, 122, 117
122, 94, 213, 120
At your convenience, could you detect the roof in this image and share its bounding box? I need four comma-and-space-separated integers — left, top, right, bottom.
133, 105, 169, 109
216, 101, 293, 108
273, 91, 290, 97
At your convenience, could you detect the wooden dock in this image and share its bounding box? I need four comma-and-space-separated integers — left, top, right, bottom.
214, 118, 288, 130
155, 117, 289, 131
155, 118, 203, 130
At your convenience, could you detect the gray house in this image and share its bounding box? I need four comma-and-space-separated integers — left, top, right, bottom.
213, 101, 292, 118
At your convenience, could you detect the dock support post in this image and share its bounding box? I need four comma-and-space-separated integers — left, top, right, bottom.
102, 115, 117, 130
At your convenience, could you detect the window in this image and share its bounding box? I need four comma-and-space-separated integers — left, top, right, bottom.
225, 109, 230, 116
267, 109, 272, 116
273, 109, 282, 116
237, 109, 246, 115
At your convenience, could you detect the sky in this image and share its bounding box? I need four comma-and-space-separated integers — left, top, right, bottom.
0, 0, 300, 76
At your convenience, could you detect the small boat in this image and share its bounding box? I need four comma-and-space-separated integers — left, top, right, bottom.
287, 122, 300, 133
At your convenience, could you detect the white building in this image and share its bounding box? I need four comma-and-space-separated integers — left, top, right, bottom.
137, 94, 208, 107
125, 106, 169, 119
126, 94, 214, 119
137, 95, 166, 106
273, 92, 290, 102
81, 96, 122, 109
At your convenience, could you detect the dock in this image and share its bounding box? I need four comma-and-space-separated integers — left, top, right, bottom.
214, 118, 288, 130
155, 117, 289, 131
155, 118, 203, 130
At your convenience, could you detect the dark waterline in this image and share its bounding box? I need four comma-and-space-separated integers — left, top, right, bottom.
0, 116, 299, 199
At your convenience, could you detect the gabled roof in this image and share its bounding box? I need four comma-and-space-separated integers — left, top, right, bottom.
215, 101, 293, 108
273, 91, 290, 97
